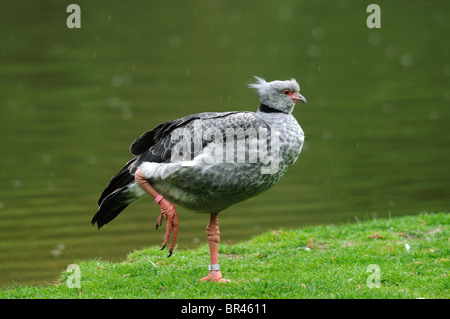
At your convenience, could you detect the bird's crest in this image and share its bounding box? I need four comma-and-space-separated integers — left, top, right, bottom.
248, 76, 268, 92
248, 76, 300, 94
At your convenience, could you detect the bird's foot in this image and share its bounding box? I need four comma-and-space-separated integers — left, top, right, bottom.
199, 271, 230, 283
155, 198, 179, 257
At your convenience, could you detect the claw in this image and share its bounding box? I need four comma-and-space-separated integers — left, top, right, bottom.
154, 199, 178, 258
156, 212, 164, 230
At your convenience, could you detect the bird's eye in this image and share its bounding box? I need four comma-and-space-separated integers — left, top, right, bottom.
283, 90, 290, 95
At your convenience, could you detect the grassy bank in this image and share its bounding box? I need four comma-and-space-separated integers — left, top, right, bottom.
1, 212, 448, 299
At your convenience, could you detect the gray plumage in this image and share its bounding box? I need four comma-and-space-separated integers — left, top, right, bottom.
92, 77, 306, 228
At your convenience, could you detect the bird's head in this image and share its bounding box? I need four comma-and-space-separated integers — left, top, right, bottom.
249, 76, 307, 114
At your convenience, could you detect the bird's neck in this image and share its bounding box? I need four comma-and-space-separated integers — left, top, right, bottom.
257, 103, 285, 114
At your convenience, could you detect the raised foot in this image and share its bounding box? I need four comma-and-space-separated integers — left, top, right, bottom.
155, 198, 179, 257
199, 271, 231, 283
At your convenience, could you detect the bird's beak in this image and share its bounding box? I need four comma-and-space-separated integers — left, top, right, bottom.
290, 92, 307, 104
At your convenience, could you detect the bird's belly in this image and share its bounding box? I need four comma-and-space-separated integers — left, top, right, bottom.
150, 163, 285, 213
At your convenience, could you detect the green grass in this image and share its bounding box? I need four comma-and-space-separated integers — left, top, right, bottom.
1, 212, 448, 299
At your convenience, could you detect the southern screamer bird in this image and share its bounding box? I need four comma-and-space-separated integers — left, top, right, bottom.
92, 76, 307, 282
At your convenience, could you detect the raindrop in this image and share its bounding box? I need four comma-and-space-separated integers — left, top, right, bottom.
47, 182, 55, 190
111, 75, 123, 87
41, 154, 52, 163
12, 180, 22, 188
50, 250, 61, 257
121, 105, 133, 120
217, 35, 231, 48
307, 44, 321, 57
399, 54, 413, 67
311, 27, 325, 41
108, 97, 133, 119
50, 244, 65, 257
429, 110, 439, 120
108, 96, 121, 107
279, 6, 292, 20
111, 73, 133, 87
168, 35, 182, 49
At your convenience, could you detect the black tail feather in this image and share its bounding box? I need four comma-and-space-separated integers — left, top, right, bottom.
92, 188, 133, 228
98, 158, 136, 205
92, 158, 137, 229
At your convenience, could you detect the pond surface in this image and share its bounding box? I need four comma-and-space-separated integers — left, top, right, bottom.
0, 1, 448, 287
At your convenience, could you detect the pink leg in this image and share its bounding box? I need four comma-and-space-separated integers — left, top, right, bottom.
135, 169, 179, 257
199, 214, 230, 282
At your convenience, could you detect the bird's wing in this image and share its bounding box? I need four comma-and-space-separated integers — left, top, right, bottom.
130, 111, 270, 165
130, 112, 234, 156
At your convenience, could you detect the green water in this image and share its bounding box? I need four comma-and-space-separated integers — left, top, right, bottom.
0, 1, 448, 287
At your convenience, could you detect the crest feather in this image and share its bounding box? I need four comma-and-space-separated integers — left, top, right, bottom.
248, 76, 267, 91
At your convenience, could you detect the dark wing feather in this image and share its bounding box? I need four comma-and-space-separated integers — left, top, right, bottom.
130, 112, 229, 156
129, 130, 156, 156
129, 111, 269, 171
129, 112, 240, 157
